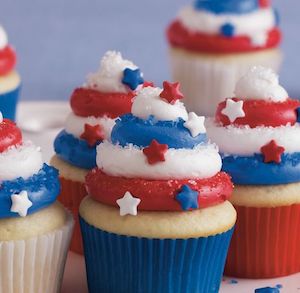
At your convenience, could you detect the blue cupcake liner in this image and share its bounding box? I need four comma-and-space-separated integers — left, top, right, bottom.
80, 216, 234, 293
0, 84, 21, 121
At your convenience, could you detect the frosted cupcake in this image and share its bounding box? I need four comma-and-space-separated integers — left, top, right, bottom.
167, 0, 282, 116
0, 114, 73, 293
79, 82, 236, 292
51, 51, 144, 253
206, 66, 300, 278
0, 25, 21, 120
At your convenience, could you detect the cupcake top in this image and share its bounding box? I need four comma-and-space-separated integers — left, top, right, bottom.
0, 114, 60, 218
167, 0, 281, 54
54, 51, 144, 169
206, 66, 300, 185
0, 25, 17, 76
86, 82, 233, 215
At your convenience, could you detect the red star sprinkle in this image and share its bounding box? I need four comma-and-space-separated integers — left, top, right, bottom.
142, 139, 168, 165
80, 123, 105, 147
259, 0, 270, 8
260, 140, 285, 164
159, 81, 184, 104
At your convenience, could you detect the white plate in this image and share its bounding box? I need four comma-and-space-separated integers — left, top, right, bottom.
17, 101, 300, 293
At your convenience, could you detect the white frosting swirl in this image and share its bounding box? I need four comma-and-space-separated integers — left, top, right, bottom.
206, 118, 300, 156
0, 141, 43, 181
178, 6, 276, 46
0, 26, 8, 50
132, 87, 189, 121
97, 141, 221, 180
65, 112, 115, 140
85, 51, 141, 93
234, 66, 288, 102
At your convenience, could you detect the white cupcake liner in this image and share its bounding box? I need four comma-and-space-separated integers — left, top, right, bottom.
169, 48, 283, 116
0, 212, 74, 293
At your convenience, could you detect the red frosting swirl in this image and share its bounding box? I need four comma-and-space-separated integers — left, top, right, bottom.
0, 46, 17, 76
167, 20, 281, 54
70, 88, 134, 119
86, 169, 233, 211
216, 98, 300, 128
0, 119, 22, 153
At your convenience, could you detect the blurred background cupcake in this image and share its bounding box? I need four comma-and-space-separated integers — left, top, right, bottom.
0, 25, 20, 121
51, 50, 144, 254
206, 66, 300, 278
0, 114, 73, 292
79, 82, 236, 292
167, 0, 282, 116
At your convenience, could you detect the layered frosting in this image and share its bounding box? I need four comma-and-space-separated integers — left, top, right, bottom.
0, 25, 17, 76
206, 66, 300, 185
86, 82, 233, 215
167, 0, 281, 53
54, 51, 144, 169
0, 114, 60, 218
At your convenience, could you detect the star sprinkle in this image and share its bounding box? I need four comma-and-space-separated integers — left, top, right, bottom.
122, 68, 144, 90
260, 140, 285, 164
258, 0, 270, 8
10, 190, 33, 217
159, 81, 184, 104
143, 139, 168, 165
221, 98, 245, 123
251, 33, 268, 47
0, 111, 3, 123
116, 191, 141, 216
175, 185, 199, 211
80, 123, 104, 147
183, 112, 206, 137
220, 23, 235, 37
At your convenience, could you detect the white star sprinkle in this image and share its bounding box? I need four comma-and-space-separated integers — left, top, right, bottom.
251, 32, 268, 47
116, 191, 141, 216
0, 111, 3, 123
184, 112, 206, 137
10, 190, 33, 217
221, 98, 245, 123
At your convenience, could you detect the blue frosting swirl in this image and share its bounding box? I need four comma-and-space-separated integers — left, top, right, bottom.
54, 130, 97, 169
111, 114, 207, 149
0, 164, 60, 218
222, 153, 300, 185
194, 0, 259, 14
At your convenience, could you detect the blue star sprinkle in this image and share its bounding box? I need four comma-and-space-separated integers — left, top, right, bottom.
296, 107, 300, 123
255, 287, 280, 293
229, 279, 238, 284
220, 23, 235, 37
175, 185, 199, 211
122, 68, 144, 90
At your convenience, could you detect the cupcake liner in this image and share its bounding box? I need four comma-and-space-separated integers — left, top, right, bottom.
59, 177, 87, 254
169, 49, 282, 116
225, 204, 300, 278
80, 216, 234, 293
0, 212, 73, 293
0, 84, 21, 121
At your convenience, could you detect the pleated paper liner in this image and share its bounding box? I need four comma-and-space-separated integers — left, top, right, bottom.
0, 213, 73, 293
80, 216, 234, 293
225, 203, 300, 278
58, 177, 87, 254
0, 85, 21, 121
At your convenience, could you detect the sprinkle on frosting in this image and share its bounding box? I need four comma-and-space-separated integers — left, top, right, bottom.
86, 51, 142, 93
0, 111, 3, 123
122, 68, 144, 90
10, 190, 33, 217
80, 123, 105, 147
260, 140, 285, 164
175, 184, 199, 211
221, 99, 245, 122
184, 112, 206, 137
159, 81, 184, 104
234, 66, 288, 102
116, 191, 141, 216
142, 139, 168, 165
0, 25, 8, 50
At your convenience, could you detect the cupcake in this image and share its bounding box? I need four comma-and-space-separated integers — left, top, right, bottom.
0, 25, 21, 120
206, 66, 300, 278
50, 51, 144, 254
167, 0, 282, 116
79, 82, 236, 292
0, 114, 73, 292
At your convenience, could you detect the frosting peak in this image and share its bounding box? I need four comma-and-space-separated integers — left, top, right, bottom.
0, 26, 8, 50
234, 66, 288, 102
85, 51, 143, 93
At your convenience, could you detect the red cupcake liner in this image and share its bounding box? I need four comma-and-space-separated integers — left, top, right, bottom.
58, 177, 87, 254
225, 204, 300, 278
